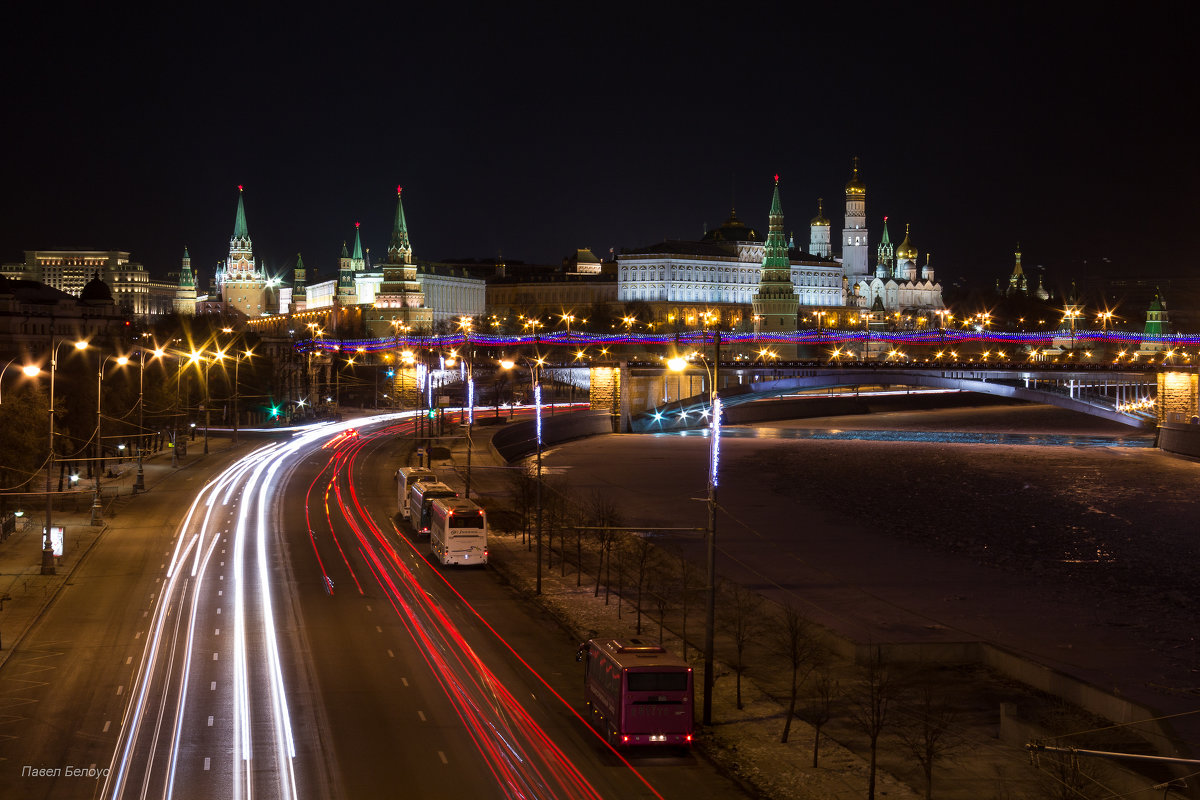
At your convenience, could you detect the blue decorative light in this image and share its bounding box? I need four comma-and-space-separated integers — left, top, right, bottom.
709, 395, 722, 489
534, 382, 542, 446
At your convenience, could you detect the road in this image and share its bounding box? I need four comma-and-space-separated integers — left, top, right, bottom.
1, 414, 748, 800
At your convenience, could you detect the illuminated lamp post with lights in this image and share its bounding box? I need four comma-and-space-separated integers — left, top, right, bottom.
42, 339, 88, 574
668, 329, 721, 725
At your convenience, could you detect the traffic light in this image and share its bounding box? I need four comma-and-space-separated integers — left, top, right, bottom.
269, 405, 281, 418
386, 368, 395, 377
427, 408, 436, 420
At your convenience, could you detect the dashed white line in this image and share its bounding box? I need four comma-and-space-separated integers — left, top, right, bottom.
417, 711, 426, 722
116, 685, 123, 696
215, 628, 220, 636
438, 751, 448, 764
402, 677, 409, 687
103, 721, 111, 733
135, 631, 142, 640
203, 757, 210, 771
366, 605, 372, 612
125, 656, 132, 665
387, 649, 394, 658
217, 608, 222, 615
376, 625, 383, 633
207, 716, 214, 727
218, 590, 223, 596
210, 682, 216, 691
212, 652, 219, 661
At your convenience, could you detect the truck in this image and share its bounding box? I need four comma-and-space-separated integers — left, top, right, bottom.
396, 466, 437, 518
575, 638, 693, 748
409, 481, 457, 535
429, 497, 487, 566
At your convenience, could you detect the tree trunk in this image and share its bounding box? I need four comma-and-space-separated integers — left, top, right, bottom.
781, 662, 798, 743
811, 722, 822, 767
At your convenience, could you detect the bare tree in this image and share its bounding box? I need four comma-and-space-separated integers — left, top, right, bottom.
800, 670, 837, 768
505, 467, 536, 546
776, 604, 818, 743
626, 533, 658, 635
848, 647, 894, 800
677, 553, 699, 660
718, 581, 764, 711
582, 491, 621, 589
893, 680, 963, 800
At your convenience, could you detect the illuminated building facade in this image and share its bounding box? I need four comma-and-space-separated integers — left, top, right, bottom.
216, 186, 280, 317
1, 249, 176, 317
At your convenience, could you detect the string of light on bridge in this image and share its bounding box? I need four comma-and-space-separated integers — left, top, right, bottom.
296, 329, 1200, 353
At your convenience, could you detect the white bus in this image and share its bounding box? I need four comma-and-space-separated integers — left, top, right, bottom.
410, 481, 457, 535
396, 466, 437, 518
430, 498, 488, 566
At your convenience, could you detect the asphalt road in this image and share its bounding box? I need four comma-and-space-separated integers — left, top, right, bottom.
278, 419, 749, 799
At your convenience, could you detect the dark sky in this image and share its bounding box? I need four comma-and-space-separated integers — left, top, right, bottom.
2, 3, 1194, 296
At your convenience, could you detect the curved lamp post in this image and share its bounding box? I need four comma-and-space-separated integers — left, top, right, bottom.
42, 339, 88, 574
668, 329, 722, 726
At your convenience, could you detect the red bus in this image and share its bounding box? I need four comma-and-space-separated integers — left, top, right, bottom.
575, 638, 693, 747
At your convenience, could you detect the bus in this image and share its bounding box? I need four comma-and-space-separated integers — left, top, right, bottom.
396, 466, 437, 518
429, 498, 487, 566
409, 481, 457, 535
575, 638, 693, 748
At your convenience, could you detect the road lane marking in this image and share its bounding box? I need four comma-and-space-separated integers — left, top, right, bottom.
402, 678, 409, 687
366, 605, 372, 612
103, 721, 110, 733
387, 650, 394, 658
210, 682, 216, 690
376, 626, 382, 633
135, 631, 142, 639
438, 751, 447, 764
117, 686, 123, 695
125, 657, 132, 665
418, 711, 426, 722
218, 590, 223, 596
212, 652, 219, 661
217, 608, 222, 614
142, 611, 147, 617
204, 757, 210, 771
208, 716, 214, 727
215, 628, 220, 636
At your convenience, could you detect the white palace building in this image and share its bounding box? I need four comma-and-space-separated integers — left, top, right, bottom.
616, 158, 945, 330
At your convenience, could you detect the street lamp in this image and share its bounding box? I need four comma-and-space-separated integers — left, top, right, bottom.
0, 357, 38, 405
188, 350, 213, 455
459, 316, 475, 499
92, 351, 127, 525
501, 353, 546, 593
667, 329, 721, 726
123, 347, 163, 493
42, 339, 88, 574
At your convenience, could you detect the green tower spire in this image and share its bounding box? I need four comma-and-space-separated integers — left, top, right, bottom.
340, 240, 349, 258
180, 246, 195, 288
388, 185, 412, 263
760, 176, 790, 272
751, 174, 799, 358
233, 185, 249, 240
352, 222, 364, 261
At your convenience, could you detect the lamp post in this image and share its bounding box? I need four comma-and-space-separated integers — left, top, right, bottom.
460, 317, 475, 499
667, 329, 721, 725
501, 353, 545, 593
44, 339, 88, 574
128, 347, 163, 493
93, 352, 125, 525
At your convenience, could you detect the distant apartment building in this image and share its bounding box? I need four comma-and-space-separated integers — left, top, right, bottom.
1, 249, 176, 317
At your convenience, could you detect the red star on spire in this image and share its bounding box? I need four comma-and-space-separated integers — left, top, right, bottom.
238, 184, 243, 192
355, 221, 360, 228
774, 173, 779, 183
397, 185, 403, 196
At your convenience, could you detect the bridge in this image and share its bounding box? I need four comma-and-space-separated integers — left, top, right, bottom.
623, 364, 1161, 432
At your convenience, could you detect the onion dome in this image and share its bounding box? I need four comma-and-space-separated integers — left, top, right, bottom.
845, 156, 866, 197
80, 270, 113, 304
897, 224, 918, 260
810, 198, 830, 226
702, 207, 759, 242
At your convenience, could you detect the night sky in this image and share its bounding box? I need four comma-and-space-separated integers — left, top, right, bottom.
2, 4, 1193, 296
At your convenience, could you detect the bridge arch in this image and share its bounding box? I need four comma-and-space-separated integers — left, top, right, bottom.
622, 366, 1159, 432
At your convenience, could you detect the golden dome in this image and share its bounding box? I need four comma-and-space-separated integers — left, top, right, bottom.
845, 156, 866, 196
897, 223, 918, 260
810, 197, 830, 226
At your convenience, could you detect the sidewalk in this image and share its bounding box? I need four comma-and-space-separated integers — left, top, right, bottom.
0, 433, 240, 670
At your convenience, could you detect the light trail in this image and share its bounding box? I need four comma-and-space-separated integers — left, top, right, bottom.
307, 422, 663, 800
103, 418, 395, 800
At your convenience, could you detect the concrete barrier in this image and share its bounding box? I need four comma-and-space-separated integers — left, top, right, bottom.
491, 409, 614, 463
